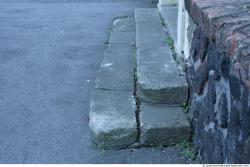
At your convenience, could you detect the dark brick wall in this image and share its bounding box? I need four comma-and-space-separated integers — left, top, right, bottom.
184, 0, 250, 163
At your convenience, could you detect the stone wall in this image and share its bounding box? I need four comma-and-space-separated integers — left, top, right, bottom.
184, 0, 250, 163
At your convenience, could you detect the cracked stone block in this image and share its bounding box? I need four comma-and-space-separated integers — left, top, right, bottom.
137, 47, 188, 104
89, 90, 137, 149
135, 8, 166, 48
140, 102, 190, 146
96, 45, 134, 91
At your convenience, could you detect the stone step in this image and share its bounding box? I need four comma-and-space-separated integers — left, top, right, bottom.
135, 8, 166, 48
135, 8, 188, 105
136, 47, 188, 104
158, 4, 178, 45
112, 16, 135, 32
96, 45, 134, 91
89, 90, 137, 149
89, 17, 137, 149
139, 102, 190, 146
109, 17, 135, 46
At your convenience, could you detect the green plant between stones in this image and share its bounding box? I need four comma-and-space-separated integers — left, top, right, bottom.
159, 14, 166, 26
166, 37, 174, 49
176, 140, 189, 149
182, 101, 189, 113
181, 148, 196, 160
176, 140, 196, 161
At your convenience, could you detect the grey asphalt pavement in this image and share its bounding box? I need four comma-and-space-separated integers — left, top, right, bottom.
0, 0, 191, 163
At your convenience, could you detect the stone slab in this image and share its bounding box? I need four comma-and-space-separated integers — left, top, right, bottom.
135, 8, 161, 24
159, 0, 178, 5
112, 17, 135, 32
140, 102, 190, 146
96, 45, 134, 91
89, 90, 137, 149
95, 64, 134, 91
101, 45, 135, 68
135, 8, 166, 48
158, 5, 178, 44
136, 47, 188, 104
109, 31, 135, 45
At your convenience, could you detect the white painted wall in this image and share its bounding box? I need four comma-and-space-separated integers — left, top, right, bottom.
183, 11, 190, 59
159, 0, 195, 60
177, 0, 191, 59
177, 0, 184, 56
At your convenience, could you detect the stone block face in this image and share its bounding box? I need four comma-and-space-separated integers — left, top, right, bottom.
135, 8, 188, 104
109, 31, 135, 45
95, 65, 134, 91
158, 5, 178, 44
135, 8, 166, 48
185, 0, 250, 163
96, 45, 134, 91
136, 47, 188, 104
140, 102, 190, 146
112, 17, 135, 32
89, 17, 137, 149
159, 0, 178, 6
89, 90, 137, 149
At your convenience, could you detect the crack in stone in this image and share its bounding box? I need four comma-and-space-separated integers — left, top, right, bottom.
134, 67, 142, 143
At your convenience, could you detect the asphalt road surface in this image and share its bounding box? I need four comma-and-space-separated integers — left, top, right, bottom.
0, 0, 191, 163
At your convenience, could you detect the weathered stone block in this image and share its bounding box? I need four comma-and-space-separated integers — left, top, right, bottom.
109, 31, 135, 45
137, 47, 188, 104
89, 17, 137, 150
96, 45, 134, 91
89, 90, 137, 149
140, 102, 190, 146
95, 65, 133, 91
112, 17, 135, 32
135, 8, 166, 48
158, 5, 178, 43
159, 0, 178, 6
101, 45, 135, 68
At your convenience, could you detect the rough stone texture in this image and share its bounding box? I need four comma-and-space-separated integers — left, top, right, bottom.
159, 0, 178, 5
0, 1, 196, 164
137, 47, 188, 104
135, 8, 166, 48
140, 102, 190, 146
109, 31, 135, 45
101, 45, 135, 68
89, 90, 137, 149
90, 17, 137, 149
158, 5, 178, 44
96, 45, 134, 91
95, 65, 134, 91
185, 0, 250, 163
109, 17, 135, 45
112, 17, 135, 32
135, 8, 188, 104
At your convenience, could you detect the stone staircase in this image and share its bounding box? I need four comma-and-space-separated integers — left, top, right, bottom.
135, 8, 187, 105
89, 7, 190, 149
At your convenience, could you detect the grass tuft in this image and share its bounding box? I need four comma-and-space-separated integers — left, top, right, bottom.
176, 140, 196, 161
